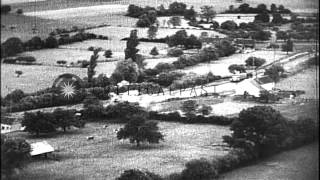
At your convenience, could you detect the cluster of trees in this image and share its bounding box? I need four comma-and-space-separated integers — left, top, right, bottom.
166, 30, 202, 49
224, 3, 291, 14
136, 9, 158, 27
1, 32, 106, 58
1, 5, 11, 14
22, 108, 85, 136
127, 2, 196, 19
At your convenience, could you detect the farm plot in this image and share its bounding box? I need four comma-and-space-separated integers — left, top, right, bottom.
181, 50, 290, 76
59, 39, 168, 56
8, 122, 230, 180
1, 64, 87, 96
87, 26, 227, 39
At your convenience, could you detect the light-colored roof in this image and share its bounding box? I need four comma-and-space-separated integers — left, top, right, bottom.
30, 141, 54, 156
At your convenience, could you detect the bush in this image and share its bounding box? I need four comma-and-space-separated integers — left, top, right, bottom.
4, 89, 25, 104
16, 56, 36, 64
250, 30, 271, 41
1, 136, 31, 179
150, 47, 159, 56
181, 100, 198, 117
264, 65, 284, 82
104, 49, 112, 58
82, 95, 105, 119
245, 57, 266, 67
181, 158, 218, 180
52, 108, 85, 132
16, 8, 23, 14
221, 20, 237, 30
111, 59, 140, 84
116, 169, 163, 180
154, 62, 174, 72
228, 64, 246, 73
150, 71, 185, 87
167, 48, 183, 57
1, 37, 24, 57
45, 36, 58, 48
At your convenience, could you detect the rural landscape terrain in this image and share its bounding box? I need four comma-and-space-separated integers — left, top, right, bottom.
1, 0, 319, 180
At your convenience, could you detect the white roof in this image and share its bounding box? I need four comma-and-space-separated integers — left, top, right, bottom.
30, 141, 54, 156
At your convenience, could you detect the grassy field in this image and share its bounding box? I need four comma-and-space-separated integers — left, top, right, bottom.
8, 121, 230, 180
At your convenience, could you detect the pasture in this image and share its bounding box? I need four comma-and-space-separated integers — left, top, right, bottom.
7, 122, 230, 180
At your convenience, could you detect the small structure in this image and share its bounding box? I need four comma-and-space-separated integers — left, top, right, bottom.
1, 124, 12, 134
30, 141, 54, 157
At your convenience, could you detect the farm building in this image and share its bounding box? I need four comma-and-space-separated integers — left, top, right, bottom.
30, 141, 55, 157
1, 123, 24, 134
234, 76, 275, 97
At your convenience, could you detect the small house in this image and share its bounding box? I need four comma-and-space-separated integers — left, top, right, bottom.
30, 141, 54, 157
234, 38, 255, 49
1, 124, 12, 134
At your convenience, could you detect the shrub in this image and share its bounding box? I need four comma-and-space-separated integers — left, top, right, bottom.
250, 30, 271, 41
281, 39, 293, 53
168, 16, 181, 27
1, 136, 31, 179
88, 46, 95, 51
29, 36, 43, 49
215, 40, 236, 57
150, 47, 159, 56
210, 21, 219, 29
16, 56, 36, 64
167, 48, 183, 57
56, 60, 67, 65
245, 57, 266, 67
16, 8, 23, 14
181, 158, 218, 180
264, 65, 284, 82
116, 169, 163, 180
154, 62, 174, 72
4, 89, 25, 103
117, 114, 164, 147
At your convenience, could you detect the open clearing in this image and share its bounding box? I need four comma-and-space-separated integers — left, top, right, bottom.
181, 50, 290, 76
8, 122, 230, 180
219, 142, 319, 180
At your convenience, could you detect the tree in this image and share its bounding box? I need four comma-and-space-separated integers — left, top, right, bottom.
256, 4, 268, 13
16, 8, 23, 14
93, 73, 110, 87
168, 16, 181, 27
126, 4, 144, 17
272, 13, 283, 24
111, 59, 139, 83
150, 47, 159, 56
87, 49, 99, 86
199, 46, 219, 62
245, 57, 266, 67
30, 36, 43, 49
117, 114, 164, 147
104, 49, 113, 58
125, 29, 139, 62
270, 4, 277, 13
52, 108, 85, 132
1, 136, 31, 179
167, 30, 188, 47
228, 64, 246, 74
181, 100, 198, 117
200, 6, 216, 23
281, 39, 293, 54
264, 65, 284, 82
276, 31, 289, 40
221, 20, 238, 30
239, 3, 250, 13
169, 1, 187, 15
136, 10, 157, 27
44, 36, 58, 48
215, 40, 236, 57
250, 30, 271, 41
1, 5, 11, 14
15, 70, 23, 77
2, 37, 24, 57
254, 12, 270, 23
224, 106, 290, 156
181, 158, 218, 180
147, 25, 158, 39
184, 6, 196, 20
22, 111, 56, 136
